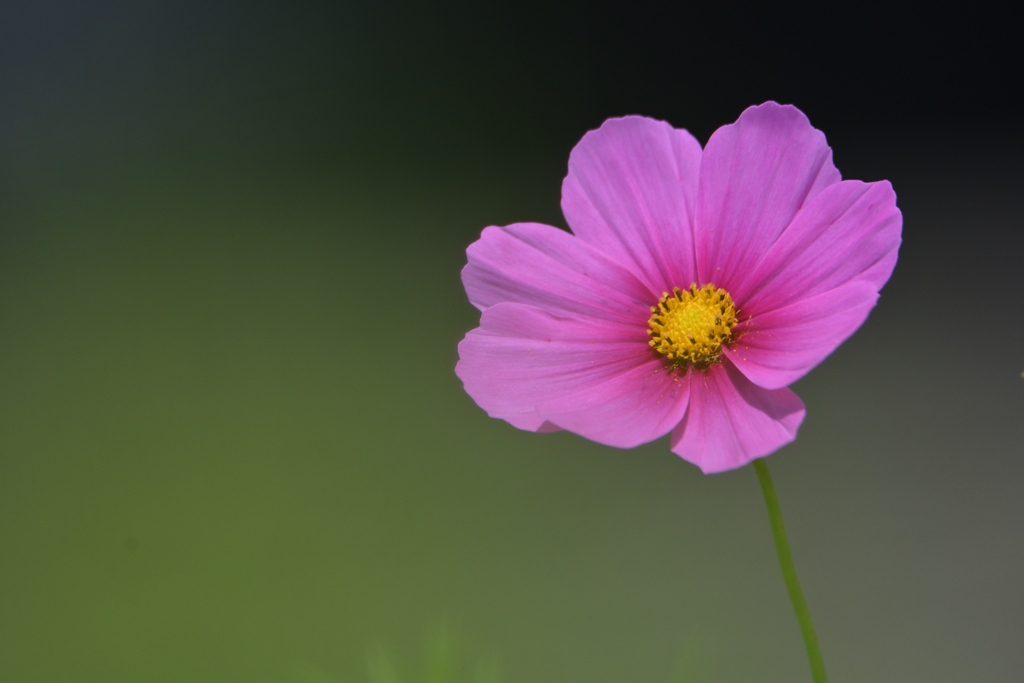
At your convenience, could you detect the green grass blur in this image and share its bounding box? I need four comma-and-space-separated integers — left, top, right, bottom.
3, 126, 1021, 682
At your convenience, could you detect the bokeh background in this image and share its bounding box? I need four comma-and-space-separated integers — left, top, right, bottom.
1, 1, 1022, 681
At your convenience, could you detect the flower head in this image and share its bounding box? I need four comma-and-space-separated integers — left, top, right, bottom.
456, 102, 902, 473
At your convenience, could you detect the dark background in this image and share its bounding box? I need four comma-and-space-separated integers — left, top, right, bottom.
1, 1, 1022, 682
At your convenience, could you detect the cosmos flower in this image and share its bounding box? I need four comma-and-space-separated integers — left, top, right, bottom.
456, 102, 902, 473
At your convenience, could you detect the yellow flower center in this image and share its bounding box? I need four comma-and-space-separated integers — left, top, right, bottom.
647, 284, 738, 368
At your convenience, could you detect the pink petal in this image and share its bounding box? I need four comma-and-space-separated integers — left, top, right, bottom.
456, 302, 652, 433
695, 102, 842, 289
734, 180, 902, 313
561, 116, 703, 294
723, 282, 879, 390
463, 222, 655, 326
537, 361, 690, 448
670, 361, 805, 474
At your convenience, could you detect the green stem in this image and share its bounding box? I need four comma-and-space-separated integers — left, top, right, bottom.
753, 458, 828, 683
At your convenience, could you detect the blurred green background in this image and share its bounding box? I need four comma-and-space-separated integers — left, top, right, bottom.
1, 1, 1022, 681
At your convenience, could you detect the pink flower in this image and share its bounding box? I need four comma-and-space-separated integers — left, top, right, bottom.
456, 102, 902, 473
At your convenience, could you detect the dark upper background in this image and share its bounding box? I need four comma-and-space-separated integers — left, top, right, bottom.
3, 0, 1022, 177
1, 2, 1022, 682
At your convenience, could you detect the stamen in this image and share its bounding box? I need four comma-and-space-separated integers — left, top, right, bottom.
647, 284, 738, 369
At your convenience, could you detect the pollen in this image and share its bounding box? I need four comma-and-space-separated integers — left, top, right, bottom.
647, 284, 738, 368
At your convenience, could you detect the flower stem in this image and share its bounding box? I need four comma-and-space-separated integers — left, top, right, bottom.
753, 458, 828, 683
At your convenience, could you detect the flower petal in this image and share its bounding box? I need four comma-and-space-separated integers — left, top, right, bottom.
456, 302, 651, 433
462, 222, 655, 325
537, 361, 690, 448
734, 180, 902, 313
695, 102, 842, 289
670, 361, 805, 474
561, 116, 703, 294
723, 281, 879, 390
